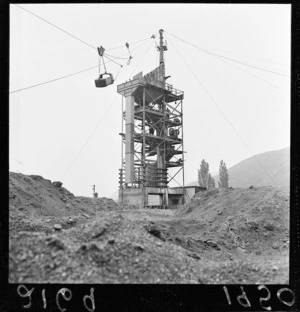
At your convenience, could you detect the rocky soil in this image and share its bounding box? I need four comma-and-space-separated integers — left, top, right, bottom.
9, 172, 289, 284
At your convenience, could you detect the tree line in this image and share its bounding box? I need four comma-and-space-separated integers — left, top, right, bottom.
198, 159, 229, 189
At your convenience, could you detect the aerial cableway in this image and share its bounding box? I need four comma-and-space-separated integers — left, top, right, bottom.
95, 46, 114, 88
95, 42, 133, 88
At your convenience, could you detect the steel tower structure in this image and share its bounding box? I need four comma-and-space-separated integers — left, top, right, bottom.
117, 29, 185, 208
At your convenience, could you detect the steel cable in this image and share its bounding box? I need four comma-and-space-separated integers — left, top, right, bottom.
168, 37, 278, 187
166, 31, 289, 78
15, 4, 97, 50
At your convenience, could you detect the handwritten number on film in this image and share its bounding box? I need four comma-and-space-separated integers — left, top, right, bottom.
17, 285, 35, 309
223, 285, 295, 310
17, 284, 296, 310
17, 285, 95, 311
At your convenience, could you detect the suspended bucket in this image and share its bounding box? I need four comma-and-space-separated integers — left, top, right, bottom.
95, 73, 114, 88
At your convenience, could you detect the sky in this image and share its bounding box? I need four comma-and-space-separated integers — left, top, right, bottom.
9, 3, 291, 198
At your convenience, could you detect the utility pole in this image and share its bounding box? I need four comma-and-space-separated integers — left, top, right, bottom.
92, 185, 98, 198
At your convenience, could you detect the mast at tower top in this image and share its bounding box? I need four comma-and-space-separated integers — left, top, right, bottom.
158, 29, 167, 65
157, 29, 168, 82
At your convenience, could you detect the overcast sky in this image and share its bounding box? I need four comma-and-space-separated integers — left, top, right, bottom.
9, 3, 291, 198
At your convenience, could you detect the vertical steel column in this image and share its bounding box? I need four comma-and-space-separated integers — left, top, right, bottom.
121, 95, 124, 202
181, 98, 185, 204
163, 97, 166, 172
125, 95, 135, 183
163, 96, 167, 208
121, 95, 124, 168
142, 87, 146, 207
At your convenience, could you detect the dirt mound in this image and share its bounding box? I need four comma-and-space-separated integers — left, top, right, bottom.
9, 172, 289, 284
9, 172, 201, 283
175, 187, 289, 257
9, 211, 202, 283
9, 172, 118, 218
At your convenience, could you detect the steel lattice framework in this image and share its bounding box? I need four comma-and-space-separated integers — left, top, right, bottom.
117, 29, 185, 208
119, 80, 184, 188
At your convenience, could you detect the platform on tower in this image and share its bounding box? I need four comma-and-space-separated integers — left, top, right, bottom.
117, 67, 184, 103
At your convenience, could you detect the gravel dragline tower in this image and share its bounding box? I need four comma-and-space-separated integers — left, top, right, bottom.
117, 29, 186, 208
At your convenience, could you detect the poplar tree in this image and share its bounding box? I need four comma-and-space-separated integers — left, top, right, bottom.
198, 159, 209, 188
219, 160, 229, 188
208, 174, 216, 188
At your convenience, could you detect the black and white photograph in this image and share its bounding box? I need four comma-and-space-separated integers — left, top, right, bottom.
9, 3, 291, 285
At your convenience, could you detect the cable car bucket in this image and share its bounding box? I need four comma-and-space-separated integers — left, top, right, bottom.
95, 45, 114, 88
95, 73, 114, 88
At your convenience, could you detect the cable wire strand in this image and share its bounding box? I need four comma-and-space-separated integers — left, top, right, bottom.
165, 34, 288, 93
168, 37, 278, 187
16, 3, 153, 61
127, 40, 154, 78
61, 95, 118, 180
10, 35, 151, 94
103, 40, 149, 62
103, 54, 123, 67
15, 4, 96, 50
61, 51, 129, 179
166, 31, 289, 78
183, 40, 288, 67
10, 64, 99, 94
11, 35, 152, 180
211, 53, 288, 92
17, 49, 87, 67
60, 50, 135, 179
106, 37, 150, 51
104, 53, 128, 60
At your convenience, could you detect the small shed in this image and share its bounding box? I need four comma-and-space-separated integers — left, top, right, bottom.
168, 186, 206, 208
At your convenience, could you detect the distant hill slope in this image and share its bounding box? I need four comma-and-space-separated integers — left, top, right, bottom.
188, 147, 290, 190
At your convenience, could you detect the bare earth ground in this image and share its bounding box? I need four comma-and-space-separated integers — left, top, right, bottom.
9, 172, 289, 284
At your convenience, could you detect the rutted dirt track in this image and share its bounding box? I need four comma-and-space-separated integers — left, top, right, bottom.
9, 172, 289, 284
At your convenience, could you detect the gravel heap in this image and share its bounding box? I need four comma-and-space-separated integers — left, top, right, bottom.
9, 172, 289, 284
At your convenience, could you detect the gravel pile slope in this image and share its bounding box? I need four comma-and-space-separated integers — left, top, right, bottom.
9, 172, 118, 217
175, 187, 289, 255
9, 173, 289, 284
10, 212, 202, 284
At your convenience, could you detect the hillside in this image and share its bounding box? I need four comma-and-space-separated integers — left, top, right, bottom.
188, 147, 289, 190
9, 172, 289, 284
